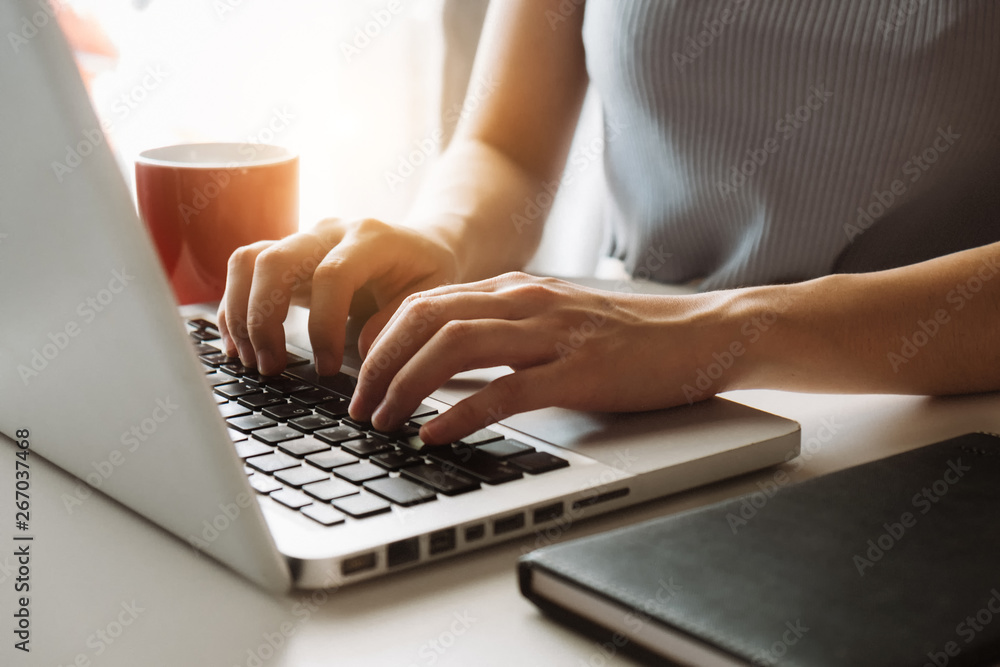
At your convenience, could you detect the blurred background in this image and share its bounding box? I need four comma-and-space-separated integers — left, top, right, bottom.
62, 0, 607, 276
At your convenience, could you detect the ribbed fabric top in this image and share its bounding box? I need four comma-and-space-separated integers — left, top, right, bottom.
582, 1, 1000, 290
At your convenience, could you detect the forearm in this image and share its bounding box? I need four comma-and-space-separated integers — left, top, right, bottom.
401, 137, 551, 282
728, 242, 1000, 396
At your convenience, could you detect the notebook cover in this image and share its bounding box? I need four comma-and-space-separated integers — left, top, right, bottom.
520, 432, 1000, 666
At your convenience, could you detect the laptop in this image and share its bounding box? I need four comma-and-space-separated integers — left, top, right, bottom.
0, 3, 800, 593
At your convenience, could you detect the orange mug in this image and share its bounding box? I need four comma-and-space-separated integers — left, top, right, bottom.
136, 143, 298, 305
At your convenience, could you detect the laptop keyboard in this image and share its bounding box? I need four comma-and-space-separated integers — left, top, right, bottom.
187, 318, 570, 527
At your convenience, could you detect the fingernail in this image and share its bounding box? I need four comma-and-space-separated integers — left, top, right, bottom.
220, 333, 236, 357
419, 420, 441, 445
256, 350, 275, 375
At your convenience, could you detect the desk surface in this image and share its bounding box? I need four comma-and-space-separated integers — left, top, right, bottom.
3, 388, 999, 667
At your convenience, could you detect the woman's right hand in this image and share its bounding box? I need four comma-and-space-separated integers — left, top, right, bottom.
217, 217, 459, 377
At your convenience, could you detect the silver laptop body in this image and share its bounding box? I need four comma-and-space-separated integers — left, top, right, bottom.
0, 3, 799, 593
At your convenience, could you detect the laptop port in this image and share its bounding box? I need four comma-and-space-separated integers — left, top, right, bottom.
571, 487, 630, 510
464, 524, 485, 542
493, 513, 525, 535
341, 552, 377, 576
429, 528, 456, 555
387, 537, 421, 568
533, 502, 564, 524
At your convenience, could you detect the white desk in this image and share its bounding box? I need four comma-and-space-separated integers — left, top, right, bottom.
3, 388, 999, 667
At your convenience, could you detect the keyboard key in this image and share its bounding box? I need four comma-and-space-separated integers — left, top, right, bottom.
315, 397, 352, 418
263, 403, 312, 421
290, 388, 344, 407
264, 377, 315, 396
240, 369, 279, 386
303, 478, 359, 502
402, 463, 480, 496
400, 434, 430, 452
341, 417, 373, 431
410, 403, 438, 419
372, 424, 419, 443
285, 350, 310, 367
314, 425, 365, 445
275, 464, 329, 488
187, 318, 219, 331
234, 440, 271, 459
287, 365, 358, 396
193, 343, 221, 357
219, 361, 246, 377
458, 429, 504, 446
509, 451, 569, 474
370, 451, 424, 471
427, 446, 523, 485
271, 488, 313, 509
410, 414, 437, 427
205, 371, 239, 387
238, 393, 287, 410
247, 451, 300, 473
252, 425, 304, 445
227, 414, 278, 433
277, 436, 330, 458
215, 381, 262, 399
218, 402, 252, 419
364, 477, 437, 507
247, 473, 282, 494
341, 437, 394, 458
477, 439, 536, 460
334, 462, 389, 484
333, 493, 391, 518
288, 414, 338, 433
305, 449, 360, 471
190, 328, 220, 342
228, 428, 248, 442
200, 351, 233, 367
301, 504, 347, 526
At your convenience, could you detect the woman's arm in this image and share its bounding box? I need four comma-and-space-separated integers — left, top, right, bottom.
732, 240, 1000, 398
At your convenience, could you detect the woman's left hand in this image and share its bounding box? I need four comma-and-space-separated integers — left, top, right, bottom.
348, 272, 750, 444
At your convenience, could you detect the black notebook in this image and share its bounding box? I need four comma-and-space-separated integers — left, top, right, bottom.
519, 432, 1000, 666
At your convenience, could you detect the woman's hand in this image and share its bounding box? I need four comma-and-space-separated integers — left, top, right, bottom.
217, 217, 459, 376
349, 272, 754, 444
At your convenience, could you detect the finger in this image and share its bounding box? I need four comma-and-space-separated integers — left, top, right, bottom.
419, 365, 558, 444
216, 302, 237, 356
356, 276, 443, 358
365, 319, 554, 430
222, 240, 274, 365
245, 234, 329, 374
352, 293, 526, 418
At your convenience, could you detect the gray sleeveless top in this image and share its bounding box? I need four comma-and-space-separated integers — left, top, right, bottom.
582, 1, 1000, 289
